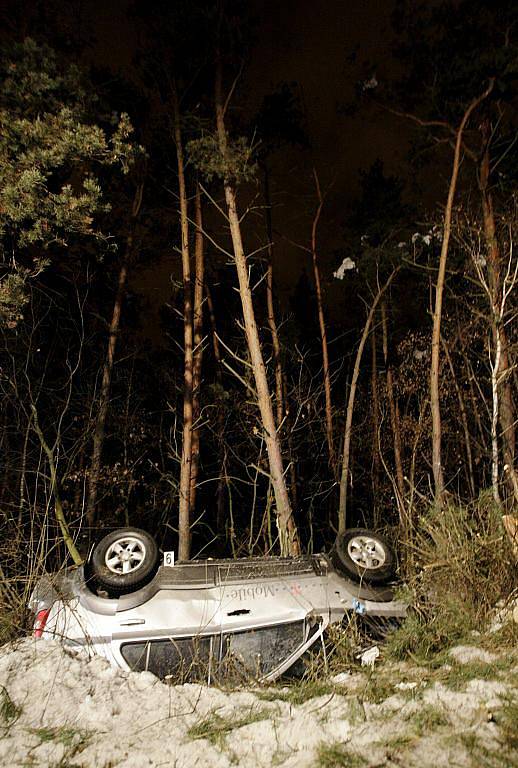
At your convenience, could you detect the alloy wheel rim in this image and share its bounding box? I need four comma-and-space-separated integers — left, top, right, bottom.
105, 537, 146, 575
347, 536, 386, 570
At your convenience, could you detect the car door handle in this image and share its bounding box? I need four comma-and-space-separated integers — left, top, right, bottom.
118, 618, 146, 626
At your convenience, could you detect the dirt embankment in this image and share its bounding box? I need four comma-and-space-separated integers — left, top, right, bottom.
0, 638, 516, 768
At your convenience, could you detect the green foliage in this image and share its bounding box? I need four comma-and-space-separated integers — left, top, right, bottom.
187, 133, 258, 185
493, 695, 518, 755
29, 725, 92, 767
317, 743, 368, 768
256, 680, 338, 706
406, 703, 448, 735
0, 38, 142, 326
0, 272, 29, 327
187, 707, 270, 747
386, 496, 516, 661
0, 685, 22, 726
391, 0, 517, 120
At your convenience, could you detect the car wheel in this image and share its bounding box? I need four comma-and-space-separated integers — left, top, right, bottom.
332, 528, 395, 584
91, 528, 159, 595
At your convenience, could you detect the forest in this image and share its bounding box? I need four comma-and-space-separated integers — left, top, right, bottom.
0, 0, 517, 643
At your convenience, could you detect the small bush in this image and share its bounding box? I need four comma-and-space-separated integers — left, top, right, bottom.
387, 495, 516, 660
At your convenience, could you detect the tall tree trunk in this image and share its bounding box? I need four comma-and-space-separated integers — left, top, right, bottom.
189, 184, 205, 514
263, 165, 285, 429
479, 130, 518, 503
206, 283, 228, 537
215, 57, 299, 556
381, 301, 406, 523
86, 182, 144, 526
311, 168, 336, 476
430, 81, 494, 505
338, 269, 398, 534
173, 82, 194, 561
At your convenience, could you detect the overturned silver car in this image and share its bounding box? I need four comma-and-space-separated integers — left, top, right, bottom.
29, 527, 406, 683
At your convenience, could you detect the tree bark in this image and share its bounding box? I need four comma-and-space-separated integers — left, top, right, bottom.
263, 166, 285, 429
215, 57, 299, 555
205, 283, 228, 537
189, 184, 205, 514
173, 81, 194, 561
86, 182, 143, 526
311, 168, 336, 476
338, 269, 398, 534
478, 129, 517, 503
430, 80, 494, 505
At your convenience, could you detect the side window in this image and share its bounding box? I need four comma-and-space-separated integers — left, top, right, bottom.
220, 621, 305, 679
121, 636, 213, 682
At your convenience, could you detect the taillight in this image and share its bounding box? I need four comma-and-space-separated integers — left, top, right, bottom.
34, 608, 50, 638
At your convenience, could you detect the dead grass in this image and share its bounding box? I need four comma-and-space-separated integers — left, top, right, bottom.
187, 706, 271, 748
317, 742, 368, 768
386, 495, 516, 662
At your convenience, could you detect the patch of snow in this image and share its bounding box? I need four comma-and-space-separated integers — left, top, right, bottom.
358, 645, 380, 667
0, 639, 515, 768
449, 646, 498, 664
330, 672, 352, 685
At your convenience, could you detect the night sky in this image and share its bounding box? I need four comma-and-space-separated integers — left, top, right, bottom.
0, 0, 420, 337
0, 0, 438, 342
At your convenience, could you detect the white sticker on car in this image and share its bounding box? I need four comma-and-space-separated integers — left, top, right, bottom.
163, 551, 175, 567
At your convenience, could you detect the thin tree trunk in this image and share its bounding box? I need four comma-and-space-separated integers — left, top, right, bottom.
206, 283, 227, 536
490, 327, 502, 506
430, 80, 494, 505
479, 133, 517, 502
189, 184, 205, 514
31, 405, 83, 565
18, 414, 32, 526
173, 82, 194, 561
215, 57, 299, 556
460, 340, 488, 456
86, 182, 143, 526
338, 269, 399, 534
370, 322, 381, 526
311, 168, 336, 475
283, 372, 299, 512
441, 336, 476, 497
381, 301, 406, 520
263, 166, 285, 429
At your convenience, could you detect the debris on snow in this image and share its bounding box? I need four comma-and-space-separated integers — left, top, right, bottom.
358, 645, 380, 667
395, 681, 419, 691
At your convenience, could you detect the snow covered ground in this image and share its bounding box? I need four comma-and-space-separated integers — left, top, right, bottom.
0, 638, 516, 767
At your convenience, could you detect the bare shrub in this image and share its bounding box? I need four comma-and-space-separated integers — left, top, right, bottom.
387, 493, 516, 659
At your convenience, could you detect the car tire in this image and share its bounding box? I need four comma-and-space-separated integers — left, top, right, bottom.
331, 528, 395, 584
91, 528, 159, 595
